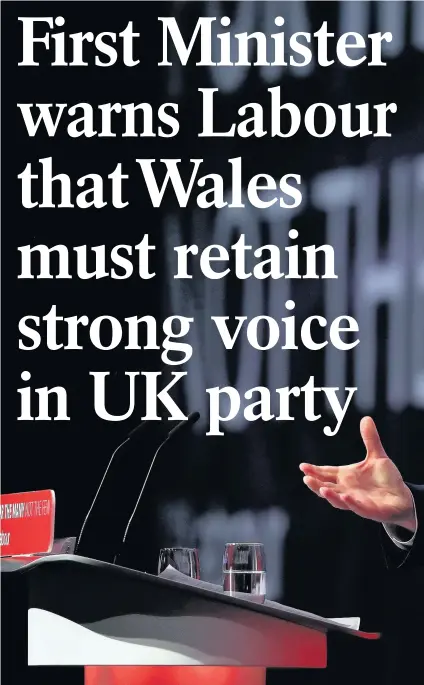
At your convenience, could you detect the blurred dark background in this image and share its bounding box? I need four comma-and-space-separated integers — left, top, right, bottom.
2, 2, 424, 685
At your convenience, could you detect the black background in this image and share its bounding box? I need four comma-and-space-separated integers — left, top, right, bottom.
2, 2, 424, 685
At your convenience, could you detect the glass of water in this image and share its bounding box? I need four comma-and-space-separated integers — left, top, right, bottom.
158, 547, 200, 579
223, 542, 266, 604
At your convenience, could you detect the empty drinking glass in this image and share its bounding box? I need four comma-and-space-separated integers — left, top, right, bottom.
158, 547, 200, 579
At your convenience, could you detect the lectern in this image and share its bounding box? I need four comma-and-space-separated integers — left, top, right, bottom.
2, 553, 379, 681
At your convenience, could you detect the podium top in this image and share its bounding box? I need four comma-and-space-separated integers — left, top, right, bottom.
2, 553, 380, 640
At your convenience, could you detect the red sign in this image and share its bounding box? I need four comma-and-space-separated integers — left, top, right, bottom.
0, 490, 55, 557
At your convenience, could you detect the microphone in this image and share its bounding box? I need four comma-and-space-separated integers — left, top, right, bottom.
167, 412, 200, 439
127, 420, 150, 441
74, 420, 153, 557
114, 411, 200, 565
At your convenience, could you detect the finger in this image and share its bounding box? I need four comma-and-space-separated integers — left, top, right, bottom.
299, 463, 339, 482
319, 487, 349, 510
360, 416, 387, 459
303, 476, 340, 497
339, 492, 371, 518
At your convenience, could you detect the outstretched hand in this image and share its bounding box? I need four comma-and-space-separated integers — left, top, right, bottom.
299, 417, 416, 532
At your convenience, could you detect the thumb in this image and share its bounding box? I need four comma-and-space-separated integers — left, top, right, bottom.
360, 416, 387, 459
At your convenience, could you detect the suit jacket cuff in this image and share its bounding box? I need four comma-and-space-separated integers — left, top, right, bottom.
382, 489, 417, 549
381, 483, 424, 569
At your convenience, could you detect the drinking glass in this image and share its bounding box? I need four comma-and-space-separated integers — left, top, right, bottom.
223, 542, 266, 603
158, 547, 200, 579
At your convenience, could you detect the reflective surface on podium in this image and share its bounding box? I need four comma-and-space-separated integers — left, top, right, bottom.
85, 667, 266, 685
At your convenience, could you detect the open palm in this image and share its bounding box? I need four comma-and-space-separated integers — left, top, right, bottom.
299, 417, 415, 531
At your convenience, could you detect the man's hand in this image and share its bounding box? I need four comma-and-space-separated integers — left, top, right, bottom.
299, 416, 416, 532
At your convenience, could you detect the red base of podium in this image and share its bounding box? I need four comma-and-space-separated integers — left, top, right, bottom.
85, 667, 266, 685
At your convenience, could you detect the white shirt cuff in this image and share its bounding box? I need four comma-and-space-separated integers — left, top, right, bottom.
383, 490, 418, 549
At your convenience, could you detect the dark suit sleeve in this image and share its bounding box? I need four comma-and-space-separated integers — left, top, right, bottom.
381, 483, 424, 569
